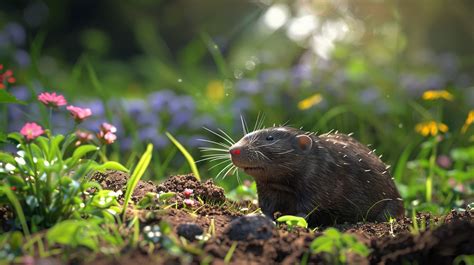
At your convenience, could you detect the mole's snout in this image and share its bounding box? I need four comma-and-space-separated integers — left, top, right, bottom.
229, 147, 241, 156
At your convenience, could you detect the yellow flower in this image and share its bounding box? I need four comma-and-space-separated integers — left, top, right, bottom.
461, 110, 474, 134
206, 80, 225, 102
298, 93, 322, 110
422, 90, 453, 101
415, 121, 448, 136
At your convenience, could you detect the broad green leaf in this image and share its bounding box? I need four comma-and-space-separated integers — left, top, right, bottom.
94, 161, 129, 172
166, 132, 201, 181
7, 132, 24, 143
51, 134, 65, 159
0, 132, 7, 142
46, 220, 99, 250
0, 90, 26, 104
0, 152, 16, 164
72, 145, 99, 160
0, 186, 29, 236
276, 215, 308, 228
7, 175, 26, 187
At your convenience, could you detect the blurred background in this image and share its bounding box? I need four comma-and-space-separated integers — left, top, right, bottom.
1, 0, 473, 201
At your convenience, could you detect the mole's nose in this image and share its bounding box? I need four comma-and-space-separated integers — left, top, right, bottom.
230, 147, 241, 156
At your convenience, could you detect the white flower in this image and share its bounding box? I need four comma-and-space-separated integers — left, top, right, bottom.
15, 157, 26, 166
5, 163, 16, 171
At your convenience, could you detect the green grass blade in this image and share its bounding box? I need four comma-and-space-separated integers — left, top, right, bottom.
122, 144, 153, 222
224, 241, 238, 264
165, 132, 201, 181
393, 142, 415, 182
200, 32, 230, 78
1, 186, 30, 236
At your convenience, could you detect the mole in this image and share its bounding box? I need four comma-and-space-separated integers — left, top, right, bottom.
228, 126, 404, 226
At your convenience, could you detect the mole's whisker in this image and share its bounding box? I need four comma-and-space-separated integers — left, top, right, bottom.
199, 147, 229, 152
240, 114, 249, 135
276, 149, 294, 155
208, 159, 233, 170
197, 138, 230, 149
216, 162, 234, 179
254, 139, 281, 148
217, 128, 236, 145
203, 127, 235, 146
222, 164, 236, 180
195, 155, 230, 163
200, 153, 230, 158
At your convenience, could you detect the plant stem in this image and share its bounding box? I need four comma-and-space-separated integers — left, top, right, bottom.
426, 137, 437, 203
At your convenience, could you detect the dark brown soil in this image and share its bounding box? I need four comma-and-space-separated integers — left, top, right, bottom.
10, 172, 474, 264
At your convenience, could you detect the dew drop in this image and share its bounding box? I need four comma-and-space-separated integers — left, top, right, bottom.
177, 78, 183, 83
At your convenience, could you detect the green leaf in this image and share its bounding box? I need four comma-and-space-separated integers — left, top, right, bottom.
0, 90, 26, 105
166, 132, 201, 181
0, 132, 7, 143
94, 161, 129, 172
51, 134, 65, 159
0, 186, 29, 236
72, 144, 99, 160
324, 228, 342, 239
276, 215, 308, 228
7, 175, 26, 187
0, 151, 16, 164
46, 220, 99, 250
7, 132, 24, 143
122, 144, 153, 221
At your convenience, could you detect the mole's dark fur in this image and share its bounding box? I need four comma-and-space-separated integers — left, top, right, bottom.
229, 126, 404, 226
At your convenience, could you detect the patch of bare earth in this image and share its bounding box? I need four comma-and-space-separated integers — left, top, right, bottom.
16, 171, 474, 264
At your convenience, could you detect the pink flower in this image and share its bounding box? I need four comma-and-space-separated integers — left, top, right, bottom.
103, 131, 117, 144
0, 64, 15, 89
75, 130, 94, 146
98, 131, 117, 145
67, 105, 92, 122
183, 199, 195, 207
183, 188, 193, 198
38, 92, 67, 107
20, 122, 44, 141
100, 122, 117, 133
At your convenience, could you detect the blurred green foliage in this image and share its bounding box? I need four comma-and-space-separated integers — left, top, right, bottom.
0, 0, 473, 212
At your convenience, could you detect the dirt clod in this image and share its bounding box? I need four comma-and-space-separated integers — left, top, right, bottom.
177, 223, 204, 242
225, 215, 274, 241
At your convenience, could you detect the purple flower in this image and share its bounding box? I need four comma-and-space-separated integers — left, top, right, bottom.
259, 69, 288, 84
236, 79, 261, 94
123, 99, 147, 117
291, 64, 313, 85
75, 100, 105, 117
231, 98, 252, 115
360, 87, 380, 104
11, 86, 31, 101
169, 111, 192, 130
169, 95, 195, 113
186, 135, 206, 148
149, 90, 175, 112
4, 23, 26, 46
15, 50, 30, 68
190, 115, 216, 130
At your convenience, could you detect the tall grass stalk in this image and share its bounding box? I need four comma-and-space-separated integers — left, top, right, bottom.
166, 132, 201, 181
122, 144, 154, 222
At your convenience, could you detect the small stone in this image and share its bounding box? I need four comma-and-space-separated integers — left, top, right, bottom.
177, 223, 204, 242
225, 215, 274, 241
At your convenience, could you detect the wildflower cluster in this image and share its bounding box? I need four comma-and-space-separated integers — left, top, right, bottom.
1, 88, 127, 232
182, 188, 195, 207
0, 65, 16, 89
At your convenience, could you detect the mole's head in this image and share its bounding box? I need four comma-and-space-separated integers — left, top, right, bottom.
229, 127, 313, 180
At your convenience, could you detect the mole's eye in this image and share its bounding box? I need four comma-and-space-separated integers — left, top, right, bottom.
266, 135, 274, 141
